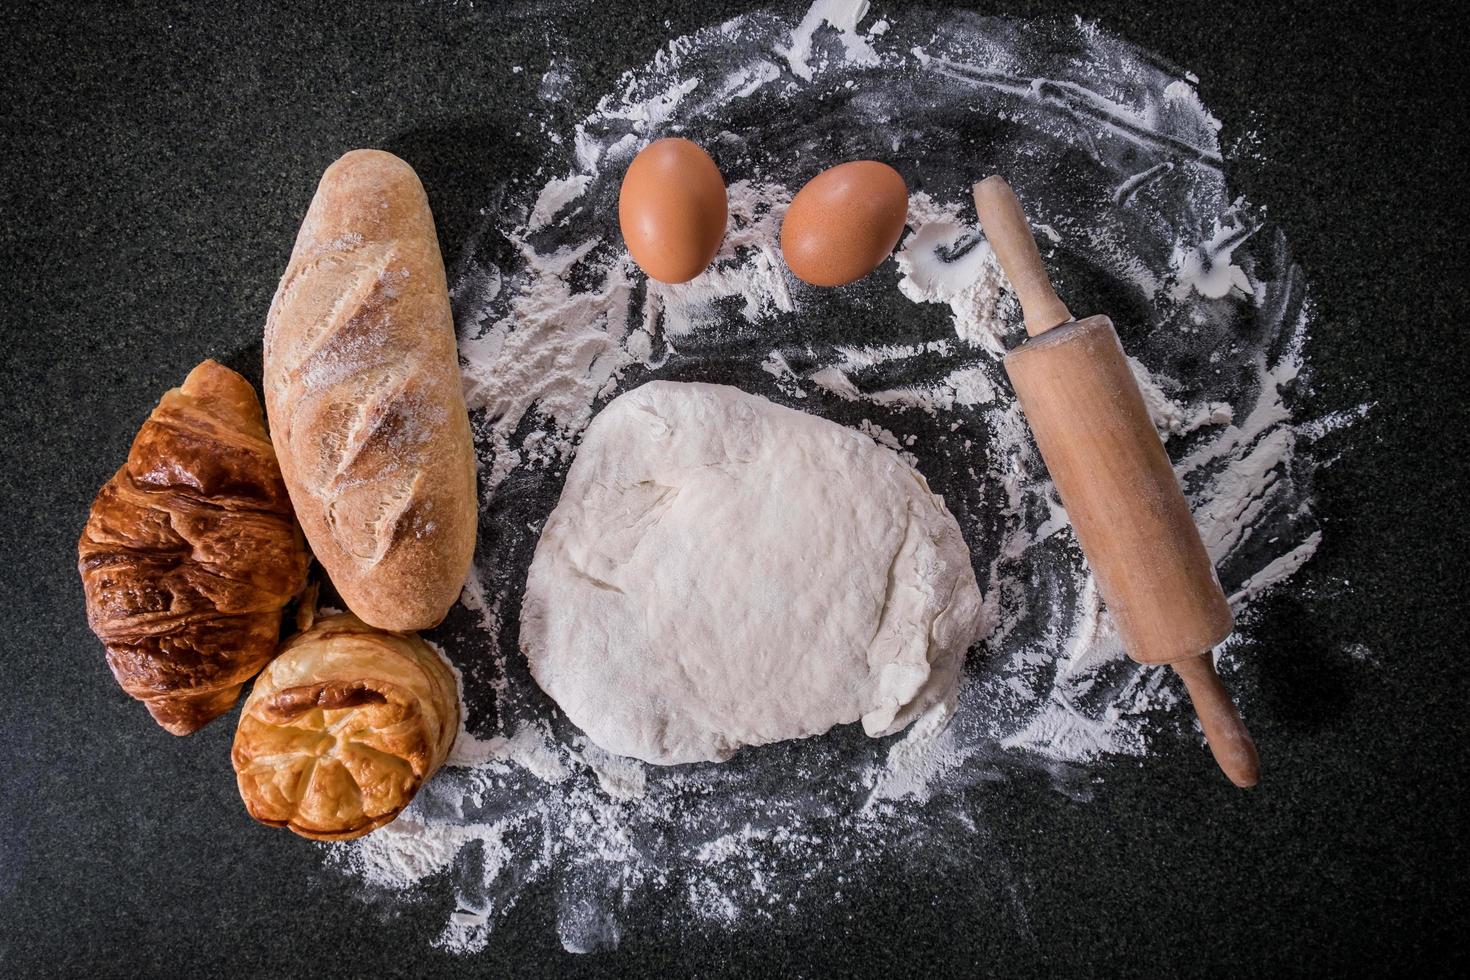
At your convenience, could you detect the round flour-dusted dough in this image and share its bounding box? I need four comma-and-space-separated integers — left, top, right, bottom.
521, 381, 985, 765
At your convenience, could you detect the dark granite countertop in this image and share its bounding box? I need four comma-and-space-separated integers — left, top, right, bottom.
2, 1, 1465, 975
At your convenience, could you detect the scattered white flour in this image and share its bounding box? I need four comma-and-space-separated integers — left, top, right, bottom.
326, 0, 1361, 955
776, 0, 881, 80
1170, 213, 1256, 300
894, 191, 1012, 354
863, 697, 964, 808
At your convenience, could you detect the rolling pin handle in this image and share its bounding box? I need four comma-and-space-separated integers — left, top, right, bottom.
973, 175, 1073, 336
1171, 654, 1261, 788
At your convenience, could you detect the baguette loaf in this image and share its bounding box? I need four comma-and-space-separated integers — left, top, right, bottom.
264, 149, 476, 631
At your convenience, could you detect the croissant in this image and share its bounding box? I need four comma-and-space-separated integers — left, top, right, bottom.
78, 360, 309, 735
232, 612, 460, 840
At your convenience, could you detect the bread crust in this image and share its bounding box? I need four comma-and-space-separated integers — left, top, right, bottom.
264, 149, 477, 631
78, 360, 310, 734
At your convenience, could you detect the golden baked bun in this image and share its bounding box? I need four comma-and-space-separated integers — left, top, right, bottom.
78, 360, 309, 735
232, 612, 460, 841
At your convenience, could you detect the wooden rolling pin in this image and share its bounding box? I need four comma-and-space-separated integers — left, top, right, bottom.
974, 175, 1260, 788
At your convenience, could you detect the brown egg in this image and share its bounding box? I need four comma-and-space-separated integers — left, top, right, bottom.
780, 161, 909, 287
618, 138, 728, 284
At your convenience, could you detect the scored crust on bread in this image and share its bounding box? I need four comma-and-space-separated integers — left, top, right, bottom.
78, 360, 310, 734
264, 149, 477, 631
231, 612, 460, 841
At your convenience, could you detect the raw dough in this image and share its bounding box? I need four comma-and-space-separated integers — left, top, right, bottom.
520, 381, 985, 765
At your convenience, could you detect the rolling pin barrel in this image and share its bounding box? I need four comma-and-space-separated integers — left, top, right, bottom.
1003, 317, 1234, 665
975, 175, 1259, 787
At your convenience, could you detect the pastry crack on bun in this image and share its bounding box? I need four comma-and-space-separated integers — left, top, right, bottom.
232, 612, 460, 841
78, 360, 310, 735
263, 149, 477, 631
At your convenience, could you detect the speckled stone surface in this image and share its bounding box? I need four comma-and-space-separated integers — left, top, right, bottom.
1, 1, 1466, 975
